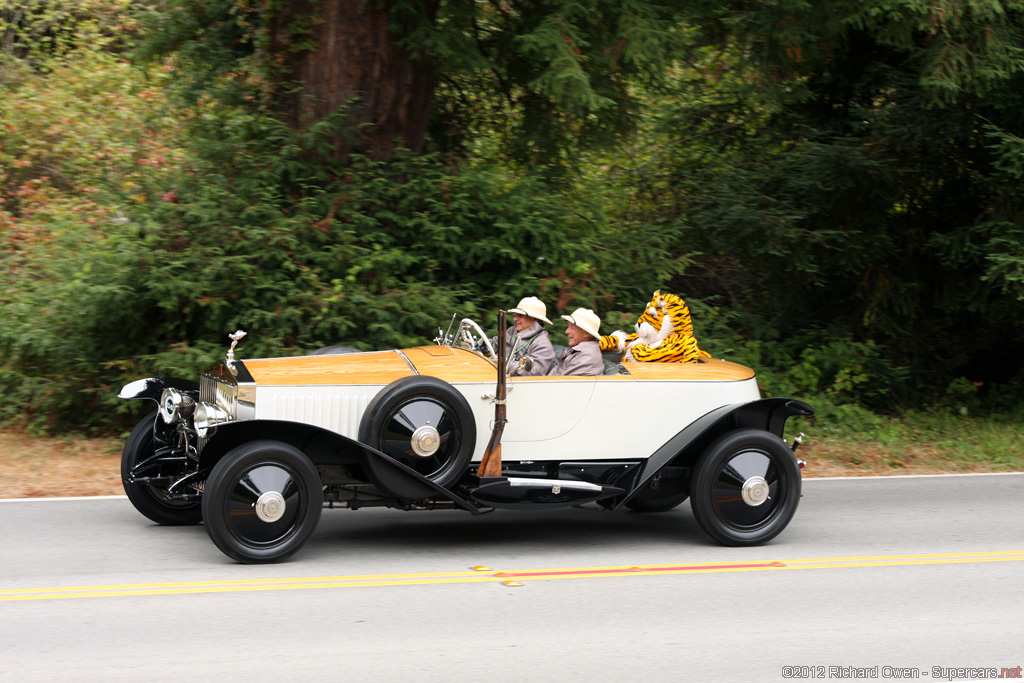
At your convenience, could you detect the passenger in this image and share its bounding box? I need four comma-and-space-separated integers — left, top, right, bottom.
490, 296, 556, 376
552, 308, 604, 376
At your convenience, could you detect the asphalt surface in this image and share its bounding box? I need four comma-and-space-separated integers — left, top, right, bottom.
2, 473, 1023, 682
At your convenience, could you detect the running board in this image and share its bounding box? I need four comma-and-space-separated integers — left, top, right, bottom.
470, 477, 624, 509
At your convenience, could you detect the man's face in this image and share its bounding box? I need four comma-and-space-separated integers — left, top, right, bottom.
566, 322, 590, 347
513, 314, 534, 332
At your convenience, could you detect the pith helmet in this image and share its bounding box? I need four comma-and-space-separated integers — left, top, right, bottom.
561, 307, 601, 340
509, 296, 552, 325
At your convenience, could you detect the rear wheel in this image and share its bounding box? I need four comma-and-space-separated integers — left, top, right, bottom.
690, 429, 801, 546
121, 412, 202, 526
202, 441, 322, 564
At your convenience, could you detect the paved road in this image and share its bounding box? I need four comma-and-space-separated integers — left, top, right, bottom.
2, 474, 1023, 682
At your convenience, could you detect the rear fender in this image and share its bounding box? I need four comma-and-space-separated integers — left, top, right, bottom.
197, 420, 482, 513
613, 398, 813, 510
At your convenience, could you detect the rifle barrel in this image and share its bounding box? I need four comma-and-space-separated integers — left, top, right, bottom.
477, 310, 508, 478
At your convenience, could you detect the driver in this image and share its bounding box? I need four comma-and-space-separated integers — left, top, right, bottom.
490, 296, 555, 376
552, 308, 604, 376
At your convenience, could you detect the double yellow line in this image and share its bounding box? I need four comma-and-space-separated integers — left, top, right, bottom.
4, 551, 1023, 602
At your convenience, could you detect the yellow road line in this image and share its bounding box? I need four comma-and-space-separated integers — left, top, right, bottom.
779, 550, 1024, 563
3, 551, 1022, 602
0, 570, 489, 594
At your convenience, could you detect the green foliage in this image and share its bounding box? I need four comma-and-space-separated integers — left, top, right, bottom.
130, 0, 268, 107
0, 0, 189, 431
0, 217, 149, 429
0, 0, 137, 85
609, 0, 1024, 407
5, 0, 1024, 439
2, 94, 605, 430
693, 303, 908, 423
139, 0, 693, 168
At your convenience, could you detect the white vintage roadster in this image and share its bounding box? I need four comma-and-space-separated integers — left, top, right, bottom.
118, 316, 812, 563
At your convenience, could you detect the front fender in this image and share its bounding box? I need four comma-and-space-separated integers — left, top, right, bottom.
118, 377, 200, 403
614, 397, 814, 510
197, 419, 482, 513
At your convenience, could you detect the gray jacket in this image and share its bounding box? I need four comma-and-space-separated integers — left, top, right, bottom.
491, 321, 555, 377
551, 340, 604, 376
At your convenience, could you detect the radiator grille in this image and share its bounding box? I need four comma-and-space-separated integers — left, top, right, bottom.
200, 373, 238, 413
198, 372, 238, 452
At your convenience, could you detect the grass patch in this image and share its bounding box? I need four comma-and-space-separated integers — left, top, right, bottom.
799, 410, 1024, 476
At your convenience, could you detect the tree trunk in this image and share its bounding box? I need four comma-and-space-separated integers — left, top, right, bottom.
270, 0, 436, 160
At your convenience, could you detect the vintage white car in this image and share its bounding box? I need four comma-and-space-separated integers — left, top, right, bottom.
118, 317, 812, 563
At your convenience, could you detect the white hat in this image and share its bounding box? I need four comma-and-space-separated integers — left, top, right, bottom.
561, 308, 601, 340
509, 296, 552, 325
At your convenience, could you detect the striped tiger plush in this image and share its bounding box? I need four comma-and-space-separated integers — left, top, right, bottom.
599, 291, 711, 363
599, 291, 664, 354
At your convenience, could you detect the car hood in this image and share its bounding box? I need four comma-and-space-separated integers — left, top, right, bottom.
239, 346, 497, 387
237, 345, 755, 388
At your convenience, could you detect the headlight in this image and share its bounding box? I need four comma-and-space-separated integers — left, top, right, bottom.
194, 402, 231, 437
159, 388, 195, 424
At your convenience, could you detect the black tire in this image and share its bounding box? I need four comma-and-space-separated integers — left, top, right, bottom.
690, 429, 801, 546
358, 376, 476, 500
121, 412, 203, 526
202, 441, 323, 564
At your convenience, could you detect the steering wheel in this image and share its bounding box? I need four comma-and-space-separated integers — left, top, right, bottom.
457, 318, 497, 360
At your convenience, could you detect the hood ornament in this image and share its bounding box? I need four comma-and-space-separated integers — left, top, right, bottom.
226, 330, 247, 373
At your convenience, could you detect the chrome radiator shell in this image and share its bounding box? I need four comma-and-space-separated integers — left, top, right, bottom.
196, 362, 256, 451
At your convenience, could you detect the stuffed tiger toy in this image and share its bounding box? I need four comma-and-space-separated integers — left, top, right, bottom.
598, 291, 665, 354
599, 290, 711, 363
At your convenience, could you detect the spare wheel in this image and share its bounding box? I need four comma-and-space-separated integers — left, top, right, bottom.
358, 376, 476, 500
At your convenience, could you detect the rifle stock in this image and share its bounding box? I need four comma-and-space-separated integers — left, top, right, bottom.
477, 310, 508, 478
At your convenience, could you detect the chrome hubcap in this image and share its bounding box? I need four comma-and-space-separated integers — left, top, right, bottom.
411, 425, 441, 457
254, 491, 286, 522
741, 476, 770, 506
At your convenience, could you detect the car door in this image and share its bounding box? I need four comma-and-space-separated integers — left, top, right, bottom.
502, 376, 596, 443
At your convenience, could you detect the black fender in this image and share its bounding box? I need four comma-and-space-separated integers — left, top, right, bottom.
197, 419, 483, 514
612, 397, 814, 511
118, 377, 200, 403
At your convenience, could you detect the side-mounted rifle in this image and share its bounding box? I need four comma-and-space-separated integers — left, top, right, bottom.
476, 309, 508, 478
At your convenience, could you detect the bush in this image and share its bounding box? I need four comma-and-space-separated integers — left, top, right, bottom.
2, 98, 607, 431
0, 2, 188, 432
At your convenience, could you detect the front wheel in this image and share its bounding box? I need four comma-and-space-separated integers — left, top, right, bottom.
121, 412, 202, 526
202, 441, 323, 564
690, 429, 801, 546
